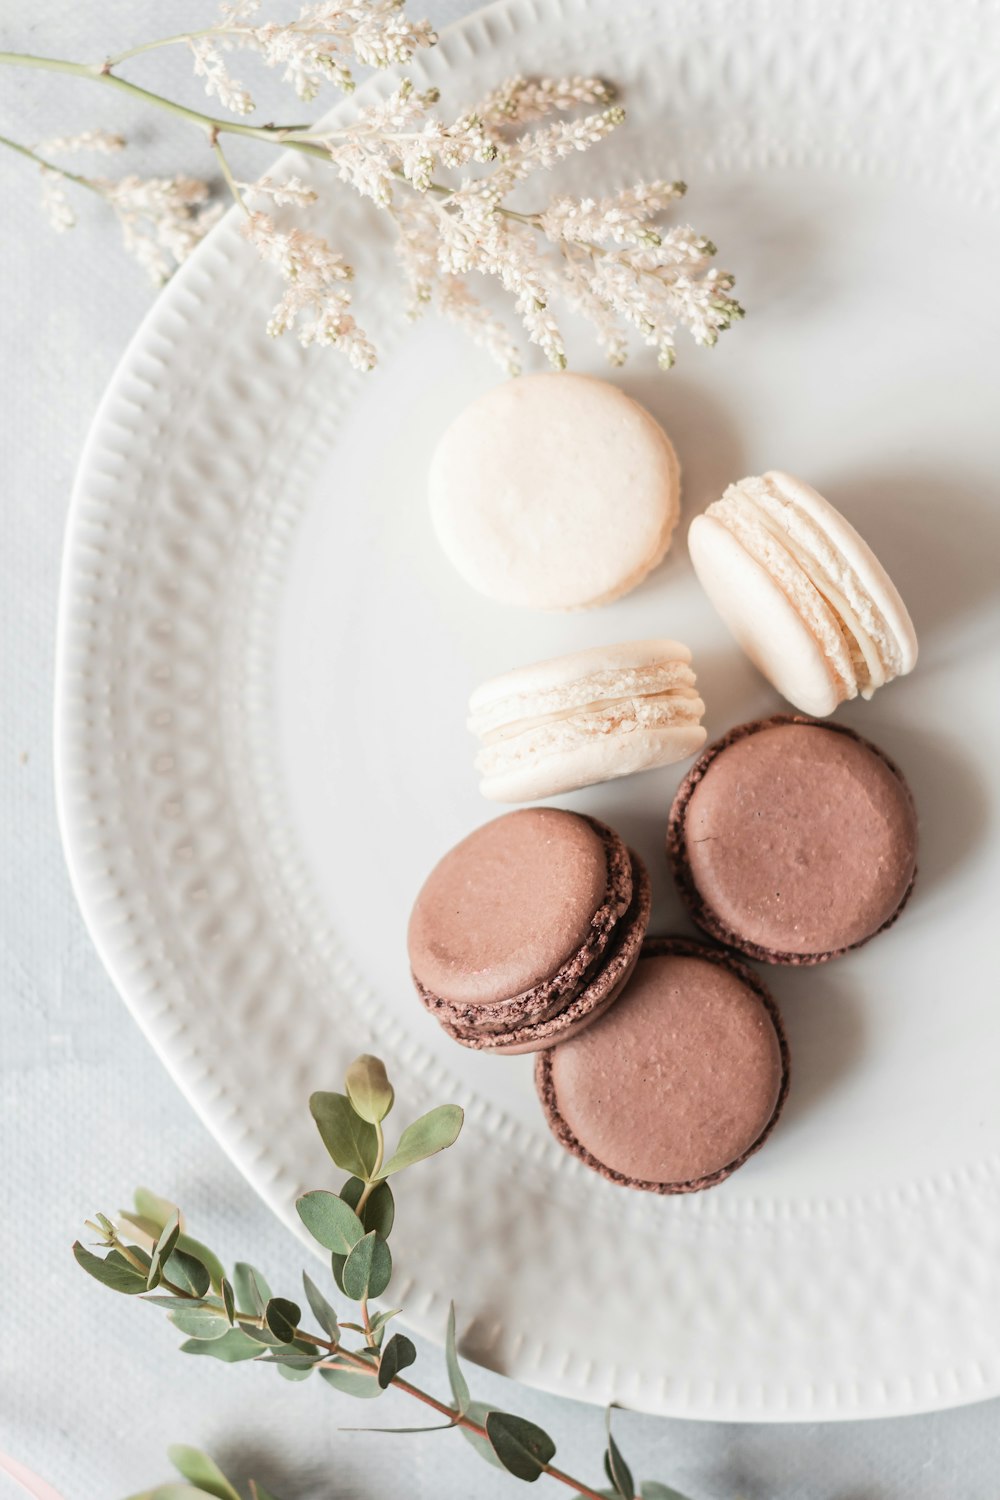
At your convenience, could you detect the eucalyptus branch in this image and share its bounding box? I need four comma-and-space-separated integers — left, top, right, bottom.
0, 0, 740, 373
75, 1053, 689, 1500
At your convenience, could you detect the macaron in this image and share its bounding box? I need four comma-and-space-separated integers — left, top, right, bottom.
408, 808, 650, 1054
536, 937, 789, 1194
688, 470, 917, 715
667, 716, 918, 965
428, 372, 680, 610
468, 639, 707, 802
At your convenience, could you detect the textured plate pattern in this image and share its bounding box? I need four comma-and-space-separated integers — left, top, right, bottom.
56, 0, 1000, 1420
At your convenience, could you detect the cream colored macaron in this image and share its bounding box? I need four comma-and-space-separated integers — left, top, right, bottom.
429, 372, 680, 611
469, 639, 706, 802
688, 472, 918, 717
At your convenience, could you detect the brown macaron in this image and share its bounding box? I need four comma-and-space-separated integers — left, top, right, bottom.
408, 808, 651, 1054
536, 937, 789, 1193
667, 715, 918, 965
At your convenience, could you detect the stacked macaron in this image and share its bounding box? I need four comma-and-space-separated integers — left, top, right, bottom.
408, 808, 650, 1054
405, 369, 923, 1196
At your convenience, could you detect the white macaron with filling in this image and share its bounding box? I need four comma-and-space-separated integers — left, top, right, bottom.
688, 471, 917, 717
469, 639, 706, 802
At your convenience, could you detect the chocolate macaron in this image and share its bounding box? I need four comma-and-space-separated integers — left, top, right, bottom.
668, 715, 918, 965
536, 938, 789, 1193
408, 808, 650, 1054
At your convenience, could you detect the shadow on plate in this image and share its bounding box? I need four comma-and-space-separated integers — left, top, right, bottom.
766, 966, 867, 1135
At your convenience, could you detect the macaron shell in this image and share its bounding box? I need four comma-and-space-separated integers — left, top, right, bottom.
764, 471, 918, 675
443, 851, 651, 1054
479, 722, 708, 803
667, 716, 918, 964
535, 937, 789, 1191
407, 808, 618, 1007
429, 372, 680, 611
688, 513, 845, 716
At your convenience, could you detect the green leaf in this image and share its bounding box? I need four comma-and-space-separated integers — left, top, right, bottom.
276, 1361, 314, 1381
342, 1232, 392, 1301
604, 1408, 635, 1500
168, 1305, 231, 1340
73, 1241, 146, 1295
146, 1213, 181, 1291
485, 1412, 556, 1482
341, 1421, 458, 1434
178, 1327, 261, 1362
260, 1350, 321, 1370
142, 1295, 216, 1309
377, 1332, 416, 1388
221, 1277, 235, 1325
133, 1187, 180, 1233
345, 1054, 395, 1123
368, 1307, 401, 1337
233, 1262, 270, 1316
341, 1177, 395, 1238
445, 1302, 470, 1413
460, 1400, 505, 1469
309, 1091, 379, 1177
164, 1247, 210, 1298
167, 1445, 241, 1500
264, 1297, 301, 1344
239, 1323, 283, 1346
640, 1485, 694, 1500
302, 1271, 339, 1340
381, 1105, 464, 1176
330, 1252, 348, 1296
124, 1487, 201, 1499
175, 1232, 225, 1293
319, 1365, 383, 1399
296, 1191, 365, 1255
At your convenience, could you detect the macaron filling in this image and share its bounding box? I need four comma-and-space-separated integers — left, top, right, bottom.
536, 938, 789, 1192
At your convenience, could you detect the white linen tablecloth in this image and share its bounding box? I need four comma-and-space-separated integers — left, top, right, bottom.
1, 2, 996, 1494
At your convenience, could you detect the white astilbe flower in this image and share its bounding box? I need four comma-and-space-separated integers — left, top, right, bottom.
238, 173, 319, 206
472, 75, 614, 130
242, 210, 376, 368
96, 174, 219, 284
39, 130, 126, 155
462, 106, 626, 205
200, 0, 436, 103
190, 36, 256, 115
39, 169, 75, 232
538, 180, 687, 246
435, 278, 521, 376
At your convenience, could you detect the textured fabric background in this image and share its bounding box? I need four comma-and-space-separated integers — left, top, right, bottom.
0, 2, 997, 1495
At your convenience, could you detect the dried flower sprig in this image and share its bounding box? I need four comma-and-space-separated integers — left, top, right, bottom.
0, 1, 742, 371
75, 1055, 693, 1500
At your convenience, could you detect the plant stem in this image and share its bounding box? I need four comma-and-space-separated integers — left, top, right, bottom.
104, 29, 219, 68
0, 132, 102, 193
356, 1120, 385, 1218
213, 139, 249, 216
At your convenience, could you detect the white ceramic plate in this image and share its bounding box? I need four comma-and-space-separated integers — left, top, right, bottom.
56, 0, 1000, 1421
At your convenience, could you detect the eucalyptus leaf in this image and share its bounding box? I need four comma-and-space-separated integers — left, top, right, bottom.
377, 1332, 416, 1388
485, 1411, 556, 1482
164, 1247, 210, 1299
146, 1214, 181, 1291
221, 1277, 235, 1325
460, 1400, 504, 1469
167, 1445, 241, 1500
342, 1232, 392, 1301
233, 1262, 271, 1315
260, 1350, 321, 1370
276, 1361, 314, 1381
264, 1297, 301, 1344
310, 1091, 378, 1177
168, 1305, 231, 1340
345, 1054, 395, 1123
445, 1302, 470, 1413
133, 1187, 180, 1234
605, 1439, 635, 1499
319, 1365, 383, 1399
302, 1271, 339, 1340
238, 1322, 283, 1346
296, 1191, 365, 1255
341, 1421, 458, 1434
123, 1487, 201, 1499
178, 1327, 261, 1362
330, 1252, 348, 1296
142, 1295, 216, 1309
340, 1177, 395, 1238
175, 1232, 225, 1293
368, 1307, 401, 1336
73, 1241, 146, 1295
381, 1105, 464, 1176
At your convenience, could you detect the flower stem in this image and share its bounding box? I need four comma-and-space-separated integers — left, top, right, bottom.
213, 138, 249, 216
0, 131, 102, 192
